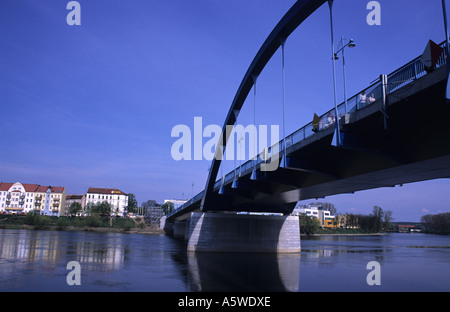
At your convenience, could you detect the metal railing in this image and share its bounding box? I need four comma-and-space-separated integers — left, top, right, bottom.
387, 41, 447, 93
168, 41, 448, 219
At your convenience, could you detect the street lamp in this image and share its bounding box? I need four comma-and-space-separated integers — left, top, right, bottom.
334, 37, 356, 114
328, 0, 341, 146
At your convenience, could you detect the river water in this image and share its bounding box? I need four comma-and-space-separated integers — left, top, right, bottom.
0, 229, 448, 292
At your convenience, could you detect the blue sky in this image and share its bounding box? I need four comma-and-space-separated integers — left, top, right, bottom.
1, 0, 449, 221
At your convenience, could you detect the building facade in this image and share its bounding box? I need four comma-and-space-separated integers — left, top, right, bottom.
65, 194, 86, 215
86, 187, 128, 216
0, 182, 66, 217
292, 204, 338, 228
163, 199, 187, 210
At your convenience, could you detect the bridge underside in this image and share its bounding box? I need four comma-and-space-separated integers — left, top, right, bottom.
197, 67, 450, 215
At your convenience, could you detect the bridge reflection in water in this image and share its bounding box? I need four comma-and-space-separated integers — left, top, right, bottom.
186, 251, 300, 292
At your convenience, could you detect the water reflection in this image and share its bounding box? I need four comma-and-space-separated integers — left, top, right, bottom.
0, 230, 126, 272
186, 251, 300, 292
1, 230, 448, 291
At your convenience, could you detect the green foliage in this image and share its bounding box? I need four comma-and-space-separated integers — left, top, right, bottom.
85, 214, 102, 227
24, 212, 50, 228
127, 193, 138, 213
161, 201, 175, 215
342, 206, 393, 233
111, 217, 135, 230
2, 212, 137, 231
56, 217, 71, 230
87, 201, 111, 216
69, 202, 82, 216
421, 212, 450, 234
299, 213, 321, 234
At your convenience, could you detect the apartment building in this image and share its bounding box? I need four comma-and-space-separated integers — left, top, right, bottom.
85, 187, 128, 216
292, 204, 338, 228
0, 182, 66, 217
65, 194, 86, 214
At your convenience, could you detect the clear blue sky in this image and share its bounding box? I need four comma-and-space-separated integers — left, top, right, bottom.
1, 0, 449, 221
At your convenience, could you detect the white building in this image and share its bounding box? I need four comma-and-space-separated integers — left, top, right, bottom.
164, 199, 187, 210
292, 204, 336, 228
86, 187, 128, 216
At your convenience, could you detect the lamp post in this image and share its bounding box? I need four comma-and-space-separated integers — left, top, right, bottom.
328, 0, 340, 146
334, 36, 356, 114
443, 0, 449, 55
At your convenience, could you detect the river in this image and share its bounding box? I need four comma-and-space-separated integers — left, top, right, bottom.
0, 229, 448, 292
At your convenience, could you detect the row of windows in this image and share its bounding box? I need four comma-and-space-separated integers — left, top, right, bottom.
87, 194, 124, 200
0, 193, 61, 199
1, 202, 60, 207
0, 204, 59, 209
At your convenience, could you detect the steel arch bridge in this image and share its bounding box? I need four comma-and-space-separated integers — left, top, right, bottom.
200, 0, 328, 212
167, 0, 450, 221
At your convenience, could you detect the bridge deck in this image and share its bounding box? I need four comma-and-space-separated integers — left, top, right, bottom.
168, 43, 449, 221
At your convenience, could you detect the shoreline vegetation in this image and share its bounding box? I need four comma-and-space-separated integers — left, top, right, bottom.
1, 214, 392, 236
1, 212, 448, 236
0, 214, 388, 236
0, 214, 165, 235
301, 229, 388, 236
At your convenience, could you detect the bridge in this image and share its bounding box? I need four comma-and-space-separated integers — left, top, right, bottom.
164, 0, 450, 253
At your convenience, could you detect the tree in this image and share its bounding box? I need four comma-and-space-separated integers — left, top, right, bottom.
127, 193, 138, 213
90, 201, 111, 216
311, 202, 336, 215
299, 213, 321, 234
383, 210, 394, 231
372, 206, 384, 232
69, 202, 82, 216
161, 201, 175, 216
421, 212, 450, 234
344, 213, 359, 229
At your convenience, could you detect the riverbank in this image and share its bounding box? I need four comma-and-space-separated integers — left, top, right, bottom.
0, 223, 165, 234
301, 227, 387, 236
0, 214, 165, 235
301, 232, 387, 237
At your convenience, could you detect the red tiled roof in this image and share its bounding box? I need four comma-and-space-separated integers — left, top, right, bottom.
87, 187, 127, 196
22, 184, 40, 192
0, 183, 14, 191
399, 224, 415, 228
66, 194, 84, 200
0, 182, 64, 193
35, 185, 65, 193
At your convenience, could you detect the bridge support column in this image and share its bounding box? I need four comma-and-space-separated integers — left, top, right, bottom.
187, 212, 300, 253
173, 220, 187, 238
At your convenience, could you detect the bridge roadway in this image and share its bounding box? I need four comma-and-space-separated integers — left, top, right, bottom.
168, 54, 450, 223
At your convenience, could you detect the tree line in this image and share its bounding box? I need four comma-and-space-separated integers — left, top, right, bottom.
68, 201, 113, 216
344, 206, 393, 232
68, 193, 176, 217
299, 204, 393, 234
420, 212, 450, 234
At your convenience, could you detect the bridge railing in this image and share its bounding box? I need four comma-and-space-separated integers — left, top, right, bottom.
387, 41, 447, 93
168, 41, 448, 219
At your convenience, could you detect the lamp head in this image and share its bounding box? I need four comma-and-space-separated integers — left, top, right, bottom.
348, 39, 356, 48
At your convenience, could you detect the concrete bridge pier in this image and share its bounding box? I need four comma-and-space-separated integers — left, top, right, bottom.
186, 212, 301, 253
173, 220, 187, 238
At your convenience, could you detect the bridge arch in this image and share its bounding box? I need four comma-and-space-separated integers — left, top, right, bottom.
200, 0, 327, 211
